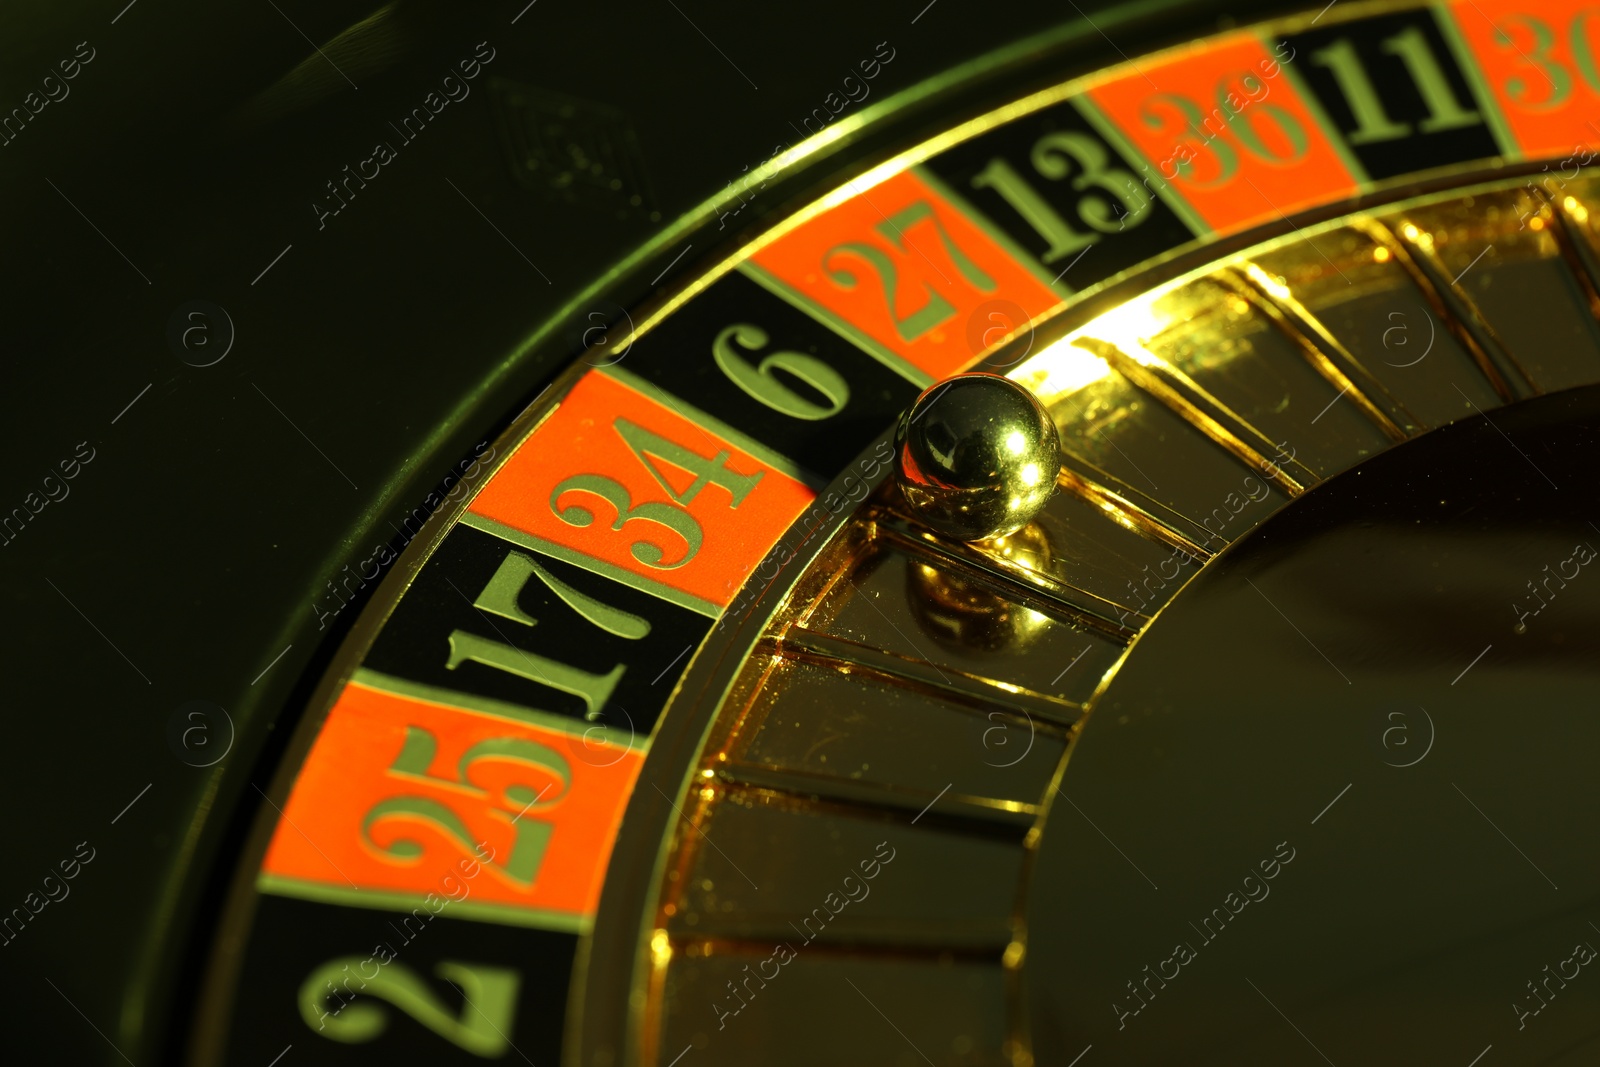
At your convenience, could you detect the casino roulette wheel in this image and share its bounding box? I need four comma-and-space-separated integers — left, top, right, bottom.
8, 0, 1600, 1062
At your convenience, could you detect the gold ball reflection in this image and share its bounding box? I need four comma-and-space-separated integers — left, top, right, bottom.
906, 522, 1055, 653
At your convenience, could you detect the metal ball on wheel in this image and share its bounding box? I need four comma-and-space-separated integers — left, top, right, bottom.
893, 372, 1062, 543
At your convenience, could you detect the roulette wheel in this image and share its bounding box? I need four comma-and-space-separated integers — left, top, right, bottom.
8, 0, 1600, 1062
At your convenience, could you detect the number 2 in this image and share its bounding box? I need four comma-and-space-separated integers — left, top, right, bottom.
301, 956, 519, 1057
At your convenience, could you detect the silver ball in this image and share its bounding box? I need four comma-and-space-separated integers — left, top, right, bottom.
893, 373, 1062, 542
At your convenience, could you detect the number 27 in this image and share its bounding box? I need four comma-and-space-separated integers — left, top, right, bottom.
823, 201, 997, 342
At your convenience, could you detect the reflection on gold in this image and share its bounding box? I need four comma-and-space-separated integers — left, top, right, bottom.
1008, 335, 1111, 410
1243, 261, 1291, 301
906, 523, 1055, 653
1073, 295, 1172, 361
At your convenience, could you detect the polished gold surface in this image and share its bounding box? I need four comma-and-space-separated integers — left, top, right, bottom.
894, 373, 1063, 542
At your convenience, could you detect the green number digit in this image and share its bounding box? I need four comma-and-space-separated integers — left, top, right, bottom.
875, 201, 997, 290
447, 629, 628, 714
1570, 9, 1600, 94
1141, 93, 1239, 188
469, 549, 651, 638
549, 472, 705, 569
1494, 14, 1572, 110
613, 418, 765, 506
363, 795, 554, 886
823, 199, 995, 342
1383, 26, 1482, 134
362, 726, 564, 909
970, 156, 1098, 263
712, 324, 852, 420
1311, 38, 1411, 143
1215, 87, 1309, 165
300, 957, 520, 1057
438, 547, 648, 723
458, 736, 571, 807
1313, 27, 1483, 142
825, 240, 954, 342
968, 132, 1151, 268
389, 726, 573, 809
1032, 131, 1153, 233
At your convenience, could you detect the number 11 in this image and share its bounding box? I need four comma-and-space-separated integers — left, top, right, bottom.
1310, 26, 1481, 145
